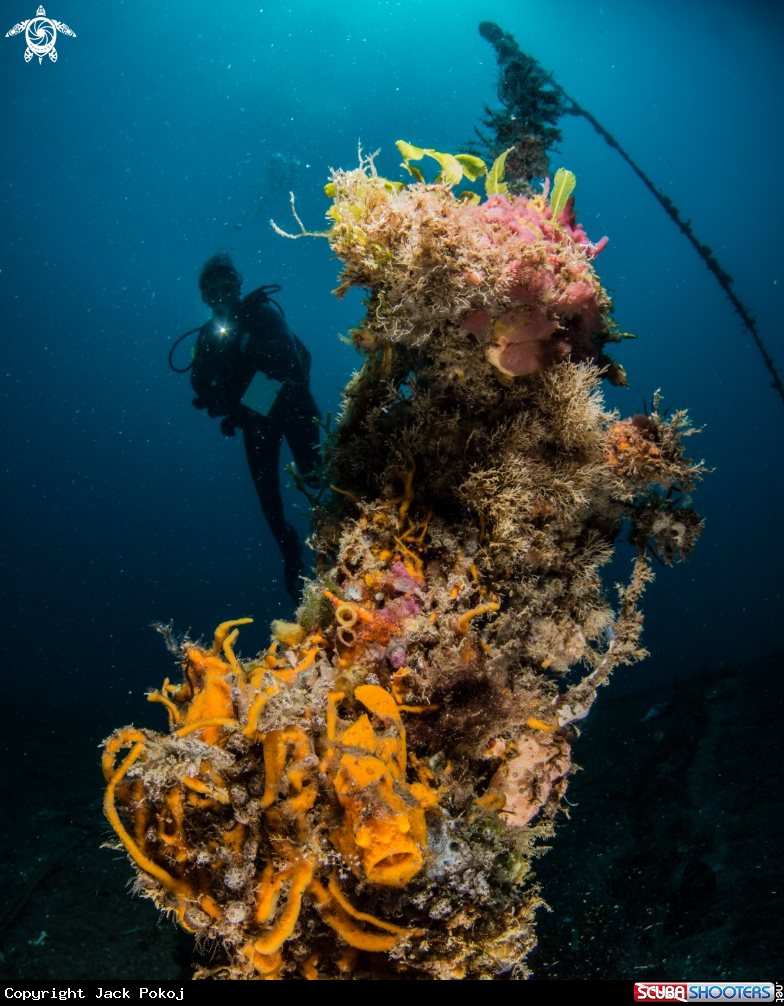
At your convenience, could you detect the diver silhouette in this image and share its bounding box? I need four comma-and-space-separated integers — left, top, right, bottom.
190, 253, 321, 601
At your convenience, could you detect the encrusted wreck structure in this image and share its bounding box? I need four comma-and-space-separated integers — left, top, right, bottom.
469, 20, 566, 190
103, 147, 706, 979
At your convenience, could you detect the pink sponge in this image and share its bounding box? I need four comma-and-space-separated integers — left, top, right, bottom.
458, 190, 610, 377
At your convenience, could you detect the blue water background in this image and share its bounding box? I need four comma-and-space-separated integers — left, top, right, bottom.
2, 0, 782, 724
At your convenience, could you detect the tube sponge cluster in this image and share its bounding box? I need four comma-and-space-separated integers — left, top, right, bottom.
103, 152, 706, 979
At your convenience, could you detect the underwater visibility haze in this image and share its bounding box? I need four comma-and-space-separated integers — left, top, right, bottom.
1, 0, 783, 982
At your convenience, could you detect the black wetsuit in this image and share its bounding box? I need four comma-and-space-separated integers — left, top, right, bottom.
190, 288, 321, 596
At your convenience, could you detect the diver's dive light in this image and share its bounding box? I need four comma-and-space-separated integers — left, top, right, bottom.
211, 305, 233, 339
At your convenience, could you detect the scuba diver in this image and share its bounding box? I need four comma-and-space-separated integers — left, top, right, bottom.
189, 253, 321, 602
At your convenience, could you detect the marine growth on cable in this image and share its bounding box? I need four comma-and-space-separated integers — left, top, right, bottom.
103, 141, 706, 980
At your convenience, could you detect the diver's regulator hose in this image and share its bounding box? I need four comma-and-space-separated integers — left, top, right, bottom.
168, 327, 201, 373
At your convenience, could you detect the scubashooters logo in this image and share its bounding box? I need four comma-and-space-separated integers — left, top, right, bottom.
5, 6, 75, 63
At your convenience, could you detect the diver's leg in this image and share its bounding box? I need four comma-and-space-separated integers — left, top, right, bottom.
276, 383, 322, 484
243, 424, 305, 602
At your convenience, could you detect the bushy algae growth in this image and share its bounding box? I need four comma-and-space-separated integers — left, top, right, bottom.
103, 147, 706, 979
